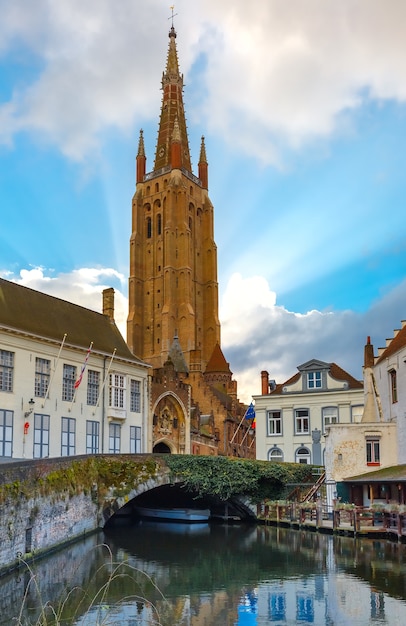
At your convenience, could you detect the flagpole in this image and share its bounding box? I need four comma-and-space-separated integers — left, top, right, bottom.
93, 348, 116, 415
240, 422, 253, 447
69, 342, 93, 412
230, 403, 252, 444
42, 333, 67, 407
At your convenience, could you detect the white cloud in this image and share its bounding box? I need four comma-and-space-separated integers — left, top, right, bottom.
221, 273, 406, 404
3, 266, 406, 406
1, 0, 406, 162
2, 266, 128, 338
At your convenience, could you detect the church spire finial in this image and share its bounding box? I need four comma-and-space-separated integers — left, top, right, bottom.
168, 5, 178, 30
154, 20, 192, 173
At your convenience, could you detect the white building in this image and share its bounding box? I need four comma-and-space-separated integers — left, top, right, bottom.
325, 325, 406, 506
0, 278, 150, 459
253, 359, 364, 466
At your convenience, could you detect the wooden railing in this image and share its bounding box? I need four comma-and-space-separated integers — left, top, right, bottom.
257, 502, 406, 540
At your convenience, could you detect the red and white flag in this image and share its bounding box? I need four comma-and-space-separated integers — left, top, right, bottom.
74, 342, 93, 389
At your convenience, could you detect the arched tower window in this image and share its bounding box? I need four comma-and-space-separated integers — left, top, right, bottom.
157, 213, 162, 236
146, 217, 152, 238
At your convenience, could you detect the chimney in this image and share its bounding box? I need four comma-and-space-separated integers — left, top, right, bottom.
261, 370, 269, 395
364, 336, 375, 368
103, 288, 115, 322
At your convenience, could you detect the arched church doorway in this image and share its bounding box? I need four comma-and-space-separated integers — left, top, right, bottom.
153, 442, 172, 453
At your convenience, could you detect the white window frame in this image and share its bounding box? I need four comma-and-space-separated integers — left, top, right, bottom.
130, 379, 141, 413
87, 370, 100, 406
295, 446, 311, 464
322, 406, 338, 433
351, 405, 364, 423
267, 410, 282, 436
35, 358, 51, 398
268, 447, 284, 462
295, 409, 310, 435
307, 371, 321, 389
109, 374, 126, 409
0, 350, 14, 392
62, 364, 76, 402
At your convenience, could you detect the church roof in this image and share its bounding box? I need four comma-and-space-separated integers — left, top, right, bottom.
153, 26, 192, 172
0, 278, 147, 365
205, 343, 231, 374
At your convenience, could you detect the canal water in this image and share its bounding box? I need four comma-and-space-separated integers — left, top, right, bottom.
1, 521, 406, 625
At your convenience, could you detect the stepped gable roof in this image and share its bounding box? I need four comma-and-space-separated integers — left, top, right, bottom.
167, 333, 189, 373
205, 343, 231, 374
0, 278, 147, 365
375, 322, 406, 364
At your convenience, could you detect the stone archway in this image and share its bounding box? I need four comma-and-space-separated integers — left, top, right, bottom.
152, 392, 188, 454
153, 441, 172, 453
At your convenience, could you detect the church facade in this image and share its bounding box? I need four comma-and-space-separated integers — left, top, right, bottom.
127, 26, 254, 457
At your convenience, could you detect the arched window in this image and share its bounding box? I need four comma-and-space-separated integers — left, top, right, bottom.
157, 213, 162, 236
146, 217, 152, 238
268, 447, 283, 462
295, 447, 311, 464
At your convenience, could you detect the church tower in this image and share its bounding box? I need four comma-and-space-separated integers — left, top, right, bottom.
127, 25, 220, 372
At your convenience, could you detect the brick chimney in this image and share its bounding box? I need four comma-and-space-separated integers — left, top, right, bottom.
261, 370, 269, 395
364, 336, 375, 368
103, 288, 115, 322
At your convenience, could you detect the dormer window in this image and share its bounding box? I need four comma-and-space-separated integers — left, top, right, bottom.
307, 371, 321, 389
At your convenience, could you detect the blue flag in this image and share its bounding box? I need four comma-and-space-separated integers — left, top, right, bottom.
244, 402, 255, 420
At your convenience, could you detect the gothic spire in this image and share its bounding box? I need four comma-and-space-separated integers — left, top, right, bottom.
198, 135, 208, 189
136, 129, 146, 183
154, 26, 192, 172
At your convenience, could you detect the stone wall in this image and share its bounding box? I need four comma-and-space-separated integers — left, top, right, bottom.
0, 490, 99, 575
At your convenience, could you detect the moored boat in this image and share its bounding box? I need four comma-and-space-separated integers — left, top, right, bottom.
134, 506, 210, 522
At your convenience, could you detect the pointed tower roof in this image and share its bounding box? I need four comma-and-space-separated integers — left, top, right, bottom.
168, 333, 189, 373
137, 128, 146, 157
205, 343, 232, 374
154, 26, 192, 172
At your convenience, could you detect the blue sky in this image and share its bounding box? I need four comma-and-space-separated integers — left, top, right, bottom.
1, 0, 406, 402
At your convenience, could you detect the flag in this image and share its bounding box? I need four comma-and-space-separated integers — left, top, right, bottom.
244, 402, 255, 421
74, 343, 93, 389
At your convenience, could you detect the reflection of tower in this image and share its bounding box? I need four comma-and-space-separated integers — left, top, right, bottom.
127, 24, 220, 374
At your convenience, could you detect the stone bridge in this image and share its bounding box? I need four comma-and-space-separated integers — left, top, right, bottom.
0, 454, 256, 574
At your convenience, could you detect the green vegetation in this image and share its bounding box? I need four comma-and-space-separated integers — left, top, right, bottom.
0, 456, 161, 506
166, 455, 315, 502
0, 454, 318, 510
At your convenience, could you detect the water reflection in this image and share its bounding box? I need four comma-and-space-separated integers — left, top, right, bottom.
2, 522, 406, 625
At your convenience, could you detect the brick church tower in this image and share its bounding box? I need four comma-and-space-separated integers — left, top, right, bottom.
127, 25, 254, 457
127, 25, 220, 373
